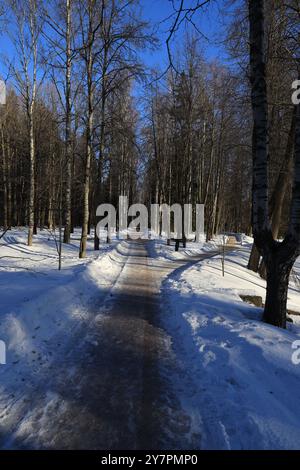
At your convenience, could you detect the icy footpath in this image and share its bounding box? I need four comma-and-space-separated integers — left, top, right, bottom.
153, 239, 300, 450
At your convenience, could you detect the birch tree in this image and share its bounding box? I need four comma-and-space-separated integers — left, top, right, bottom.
43, 0, 76, 244
93, 0, 151, 250
249, 0, 300, 328
77, 0, 100, 258
7, 0, 43, 245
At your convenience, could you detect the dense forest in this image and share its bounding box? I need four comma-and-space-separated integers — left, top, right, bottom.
0, 0, 299, 324
0, 0, 251, 247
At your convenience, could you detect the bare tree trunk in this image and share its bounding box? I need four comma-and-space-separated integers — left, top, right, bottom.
25, 2, 38, 246
270, 109, 296, 238
94, 75, 106, 250
249, 0, 300, 328
248, 244, 261, 272
79, 116, 93, 258
63, 0, 72, 244
79, 12, 94, 258
7, 145, 12, 228
27, 113, 35, 246
264, 253, 295, 329
249, 107, 297, 275
1, 125, 7, 229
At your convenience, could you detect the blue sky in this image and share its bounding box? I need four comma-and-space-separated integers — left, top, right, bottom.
0, 0, 231, 84
139, 0, 230, 69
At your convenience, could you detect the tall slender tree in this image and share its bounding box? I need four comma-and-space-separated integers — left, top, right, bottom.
7, 0, 43, 245
249, 0, 300, 328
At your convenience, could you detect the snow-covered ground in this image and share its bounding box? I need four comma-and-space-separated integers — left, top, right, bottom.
0, 228, 131, 447
1, 229, 300, 450
153, 238, 300, 449
0, 228, 123, 361
152, 234, 229, 260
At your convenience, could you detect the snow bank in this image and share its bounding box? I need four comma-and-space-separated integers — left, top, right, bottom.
155, 239, 300, 449
0, 229, 133, 359
0, 229, 130, 447
152, 236, 221, 261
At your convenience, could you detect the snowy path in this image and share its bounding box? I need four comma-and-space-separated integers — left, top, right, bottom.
0, 238, 222, 450
2, 233, 300, 449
